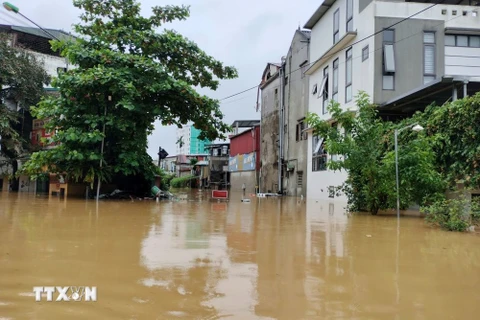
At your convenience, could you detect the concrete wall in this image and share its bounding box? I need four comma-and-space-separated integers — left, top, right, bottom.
260, 76, 280, 193
373, 17, 445, 105
31, 51, 69, 85
306, 1, 375, 201
230, 171, 256, 193
283, 30, 310, 197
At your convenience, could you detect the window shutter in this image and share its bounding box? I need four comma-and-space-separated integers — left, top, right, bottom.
424, 46, 435, 75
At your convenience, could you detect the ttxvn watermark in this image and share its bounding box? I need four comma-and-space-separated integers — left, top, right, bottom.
33, 286, 97, 302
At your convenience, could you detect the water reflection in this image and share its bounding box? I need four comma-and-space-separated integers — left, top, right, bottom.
1, 191, 480, 319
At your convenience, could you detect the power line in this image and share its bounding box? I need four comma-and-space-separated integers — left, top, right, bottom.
219, 1, 442, 101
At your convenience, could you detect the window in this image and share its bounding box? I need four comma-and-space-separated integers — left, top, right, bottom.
382, 29, 395, 90
322, 67, 328, 114
312, 135, 327, 172
285, 76, 289, 85
332, 59, 339, 102
346, 0, 353, 32
362, 45, 369, 61
383, 44, 395, 73
312, 84, 318, 95
333, 9, 340, 44
445, 34, 480, 47
423, 32, 436, 85
383, 75, 394, 90
345, 48, 353, 102
457, 35, 468, 47
296, 121, 306, 142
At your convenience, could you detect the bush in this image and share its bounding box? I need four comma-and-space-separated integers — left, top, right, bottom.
421, 196, 480, 231
170, 175, 196, 188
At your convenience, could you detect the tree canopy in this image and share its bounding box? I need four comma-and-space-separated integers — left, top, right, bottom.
21, 0, 238, 189
306, 92, 444, 215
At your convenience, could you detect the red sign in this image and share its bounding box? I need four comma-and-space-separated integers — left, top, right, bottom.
212, 190, 229, 199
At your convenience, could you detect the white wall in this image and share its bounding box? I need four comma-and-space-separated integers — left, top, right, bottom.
445, 46, 480, 77
31, 51, 69, 88
374, 1, 480, 29
306, 1, 375, 201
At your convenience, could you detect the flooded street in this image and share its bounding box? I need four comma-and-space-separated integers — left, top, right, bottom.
1, 191, 480, 319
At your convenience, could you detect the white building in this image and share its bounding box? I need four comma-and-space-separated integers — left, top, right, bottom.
304, 0, 480, 201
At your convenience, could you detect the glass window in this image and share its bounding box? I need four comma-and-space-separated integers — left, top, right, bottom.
383, 29, 394, 43
346, 0, 353, 32
457, 35, 468, 47
445, 35, 456, 46
322, 67, 329, 114
423, 32, 435, 44
332, 58, 339, 101
383, 75, 394, 90
345, 48, 352, 103
333, 9, 340, 44
383, 44, 396, 73
470, 36, 480, 47
424, 45, 435, 75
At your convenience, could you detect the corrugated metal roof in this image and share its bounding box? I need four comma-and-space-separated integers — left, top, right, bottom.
0, 25, 75, 40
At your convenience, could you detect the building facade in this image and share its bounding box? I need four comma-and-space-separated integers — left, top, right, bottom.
282, 29, 311, 197
304, 0, 480, 201
205, 143, 230, 189
176, 125, 211, 155
0, 25, 70, 193
259, 63, 281, 193
229, 124, 260, 193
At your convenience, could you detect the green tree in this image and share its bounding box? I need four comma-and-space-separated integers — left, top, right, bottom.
0, 33, 50, 189
306, 92, 444, 215
21, 0, 237, 191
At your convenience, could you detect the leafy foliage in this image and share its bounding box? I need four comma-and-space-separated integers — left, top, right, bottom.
170, 175, 195, 188
306, 92, 444, 215
422, 195, 480, 232
0, 34, 50, 177
414, 93, 480, 189
155, 167, 175, 190
21, 0, 237, 187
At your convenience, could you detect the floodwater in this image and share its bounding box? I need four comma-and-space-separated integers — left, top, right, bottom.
1, 191, 480, 320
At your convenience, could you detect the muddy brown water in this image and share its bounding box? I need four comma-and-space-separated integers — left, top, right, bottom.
1, 190, 480, 319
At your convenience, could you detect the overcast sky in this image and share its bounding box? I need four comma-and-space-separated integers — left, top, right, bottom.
0, 0, 319, 158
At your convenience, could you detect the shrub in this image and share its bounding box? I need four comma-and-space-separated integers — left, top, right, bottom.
421, 196, 480, 231
170, 175, 196, 188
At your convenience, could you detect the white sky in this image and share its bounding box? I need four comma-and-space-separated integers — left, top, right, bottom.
0, 0, 319, 159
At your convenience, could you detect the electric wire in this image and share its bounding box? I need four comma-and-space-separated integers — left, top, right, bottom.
219, 1, 443, 101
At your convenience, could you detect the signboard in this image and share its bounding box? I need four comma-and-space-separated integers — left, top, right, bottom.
212, 190, 229, 200
229, 152, 256, 172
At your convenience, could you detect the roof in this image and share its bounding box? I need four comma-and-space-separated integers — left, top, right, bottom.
229, 126, 258, 140
231, 120, 260, 128
0, 25, 75, 41
379, 77, 480, 114
205, 143, 230, 149
196, 161, 209, 166
304, 0, 337, 30
299, 29, 311, 39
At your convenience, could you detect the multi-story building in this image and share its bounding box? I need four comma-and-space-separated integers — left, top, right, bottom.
259, 29, 311, 197
0, 25, 71, 193
259, 63, 281, 193
304, 0, 480, 201
176, 125, 211, 155
282, 29, 311, 197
